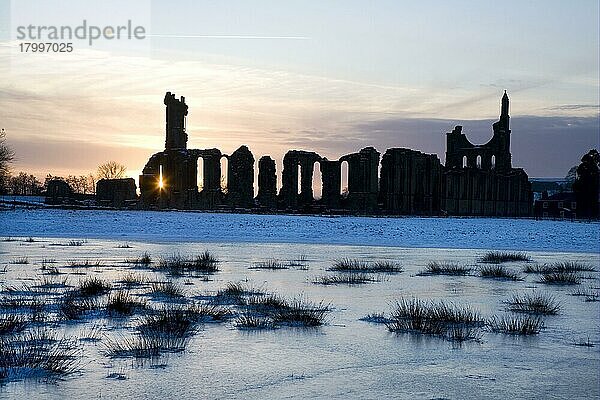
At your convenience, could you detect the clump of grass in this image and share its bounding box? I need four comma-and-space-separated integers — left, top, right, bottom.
418, 261, 471, 276
359, 312, 392, 324
126, 252, 152, 266
0, 315, 27, 335
549, 261, 594, 272
102, 333, 189, 359
67, 240, 84, 247
106, 291, 147, 316
36, 276, 70, 290
68, 260, 101, 268
137, 307, 198, 338
250, 259, 288, 270
156, 252, 219, 275
525, 262, 594, 274
271, 298, 330, 327
234, 312, 276, 330
77, 277, 111, 297
479, 265, 523, 281
244, 294, 288, 311
540, 272, 581, 285
479, 251, 531, 263
487, 315, 543, 335
287, 255, 309, 269
385, 298, 483, 342
216, 282, 265, 298
0, 330, 82, 382
2, 237, 17, 242
117, 243, 132, 249
187, 303, 231, 322
149, 281, 185, 298
24, 237, 35, 243
506, 292, 560, 315
11, 257, 29, 265
313, 273, 380, 285
118, 272, 147, 288
330, 258, 403, 273
59, 292, 101, 320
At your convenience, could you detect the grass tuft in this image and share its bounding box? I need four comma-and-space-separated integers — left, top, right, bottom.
506, 292, 560, 315
156, 252, 219, 275
385, 298, 483, 341
313, 273, 380, 285
487, 315, 543, 335
106, 291, 147, 316
479, 265, 523, 281
77, 277, 112, 297
330, 258, 403, 273
250, 259, 288, 270
418, 262, 471, 276
0, 330, 82, 382
479, 251, 531, 263
149, 281, 185, 298
540, 272, 581, 285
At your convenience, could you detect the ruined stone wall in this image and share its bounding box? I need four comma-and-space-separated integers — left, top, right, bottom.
380, 148, 442, 215
256, 156, 277, 209
136, 91, 532, 217
227, 146, 255, 208
96, 178, 137, 208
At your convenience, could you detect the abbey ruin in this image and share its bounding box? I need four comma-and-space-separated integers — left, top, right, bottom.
138, 91, 532, 216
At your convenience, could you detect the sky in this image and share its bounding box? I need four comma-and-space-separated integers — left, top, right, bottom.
0, 0, 598, 186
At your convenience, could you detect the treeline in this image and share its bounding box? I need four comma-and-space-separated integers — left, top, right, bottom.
0, 173, 96, 196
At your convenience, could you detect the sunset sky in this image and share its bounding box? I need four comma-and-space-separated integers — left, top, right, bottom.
1, 0, 598, 185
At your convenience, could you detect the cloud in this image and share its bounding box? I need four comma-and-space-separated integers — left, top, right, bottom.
0, 42, 597, 180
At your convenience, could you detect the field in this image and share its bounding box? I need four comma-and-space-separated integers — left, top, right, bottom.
0, 209, 598, 399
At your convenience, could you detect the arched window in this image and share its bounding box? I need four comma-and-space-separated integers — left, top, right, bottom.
220, 156, 228, 193
462, 156, 467, 168
297, 164, 302, 195
197, 158, 204, 191
340, 160, 349, 197
491, 155, 496, 169
159, 165, 164, 189
312, 161, 322, 200
476, 155, 482, 169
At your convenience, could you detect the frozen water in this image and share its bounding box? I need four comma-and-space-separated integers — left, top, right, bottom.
0, 210, 598, 399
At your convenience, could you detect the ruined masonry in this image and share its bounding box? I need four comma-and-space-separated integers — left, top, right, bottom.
139, 91, 532, 216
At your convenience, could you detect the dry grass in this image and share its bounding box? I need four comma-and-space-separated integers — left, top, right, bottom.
313, 273, 380, 285
487, 315, 543, 335
418, 262, 471, 276
385, 298, 483, 342
479, 265, 523, 281
479, 251, 531, 263
506, 292, 560, 315
540, 272, 581, 285
330, 258, 403, 273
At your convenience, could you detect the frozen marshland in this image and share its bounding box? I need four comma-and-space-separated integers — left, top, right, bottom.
0, 209, 598, 399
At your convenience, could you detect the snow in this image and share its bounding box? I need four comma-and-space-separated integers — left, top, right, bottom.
1, 209, 598, 253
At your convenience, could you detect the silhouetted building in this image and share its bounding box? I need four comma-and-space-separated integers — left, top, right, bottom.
534, 192, 577, 220
441, 92, 532, 217
96, 178, 137, 208
45, 179, 72, 205
139, 91, 532, 217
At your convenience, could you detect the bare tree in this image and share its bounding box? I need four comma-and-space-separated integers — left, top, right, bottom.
97, 161, 127, 180
8, 172, 42, 196
0, 130, 15, 194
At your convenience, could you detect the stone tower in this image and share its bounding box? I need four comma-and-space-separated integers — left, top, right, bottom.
164, 92, 188, 150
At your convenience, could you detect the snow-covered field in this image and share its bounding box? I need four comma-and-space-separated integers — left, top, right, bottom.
0, 210, 598, 399
1, 209, 599, 252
